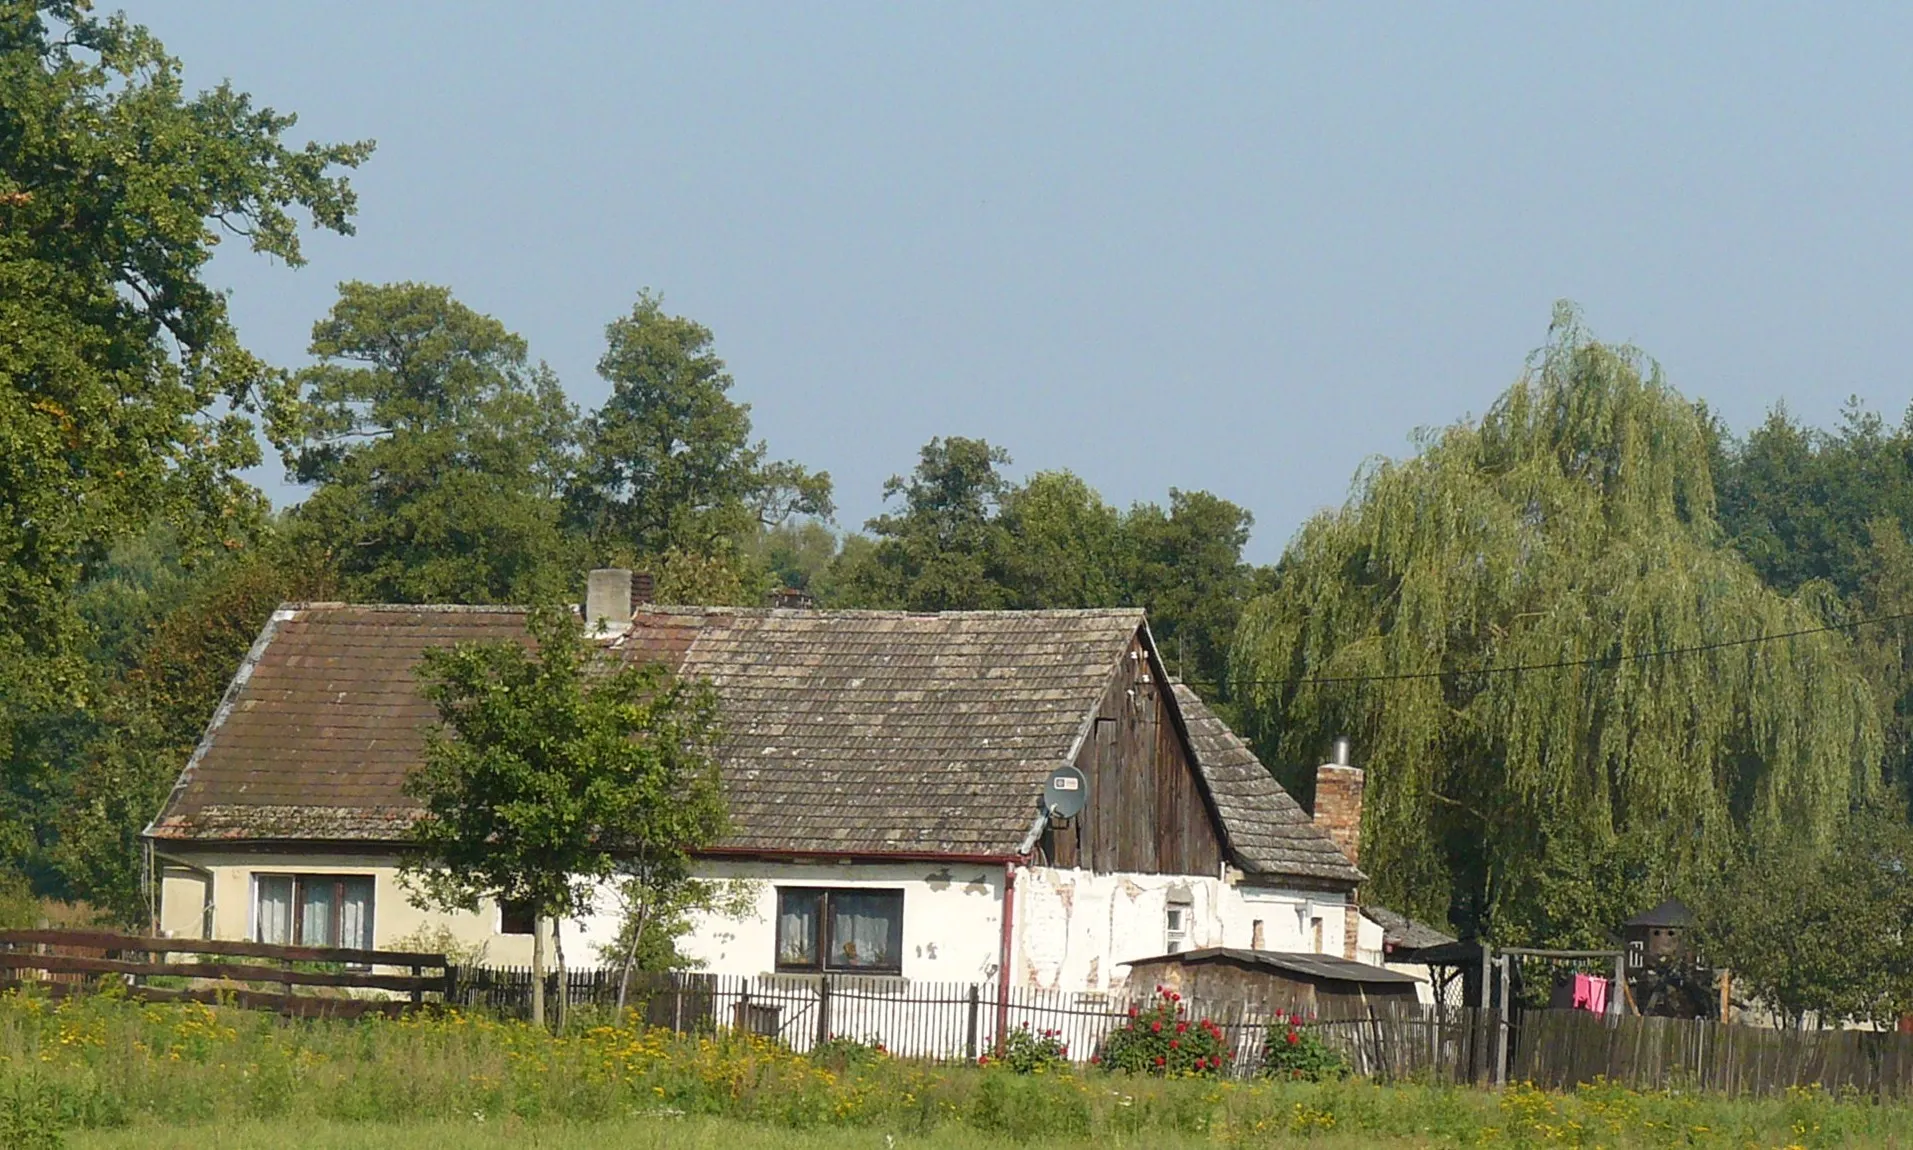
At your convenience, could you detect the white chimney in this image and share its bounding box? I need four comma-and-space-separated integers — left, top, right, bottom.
584, 568, 634, 636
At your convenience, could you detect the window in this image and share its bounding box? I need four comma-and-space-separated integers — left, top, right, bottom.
498, 898, 537, 936
1165, 903, 1191, 954
775, 887, 903, 974
253, 874, 374, 949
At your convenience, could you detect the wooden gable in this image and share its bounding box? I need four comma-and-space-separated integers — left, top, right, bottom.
1036, 631, 1225, 876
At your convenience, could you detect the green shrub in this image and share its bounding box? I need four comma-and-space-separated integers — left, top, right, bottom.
982, 1023, 1068, 1074
1094, 988, 1232, 1076
810, 1033, 886, 1068
1260, 1013, 1348, 1082
968, 1070, 1091, 1139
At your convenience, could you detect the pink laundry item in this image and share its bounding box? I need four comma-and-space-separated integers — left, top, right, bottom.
1570, 972, 1609, 1014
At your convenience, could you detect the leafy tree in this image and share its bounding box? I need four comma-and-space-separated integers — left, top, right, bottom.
0, 0, 367, 876
54, 544, 333, 923
284, 282, 579, 604
404, 607, 725, 1026
837, 437, 1013, 610
992, 471, 1126, 608
595, 877, 757, 995
1122, 490, 1256, 701
1232, 308, 1884, 944
570, 293, 832, 563
1715, 402, 1913, 599
1713, 403, 1913, 798
1699, 802, 1913, 1029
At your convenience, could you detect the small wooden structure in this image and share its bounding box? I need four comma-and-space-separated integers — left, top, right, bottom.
1623, 898, 1696, 970
1123, 947, 1421, 1017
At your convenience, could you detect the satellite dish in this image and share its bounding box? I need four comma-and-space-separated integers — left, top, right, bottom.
1043, 765, 1089, 820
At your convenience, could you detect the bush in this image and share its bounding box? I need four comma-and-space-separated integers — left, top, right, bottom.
1094, 987, 1232, 1076
810, 1033, 886, 1068
1260, 1013, 1348, 1082
968, 1070, 1091, 1139
981, 1023, 1068, 1073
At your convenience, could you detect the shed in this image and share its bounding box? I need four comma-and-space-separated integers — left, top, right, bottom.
1123, 947, 1420, 1018
1623, 898, 1696, 970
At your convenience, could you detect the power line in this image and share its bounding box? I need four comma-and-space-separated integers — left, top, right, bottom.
1232, 608, 1913, 689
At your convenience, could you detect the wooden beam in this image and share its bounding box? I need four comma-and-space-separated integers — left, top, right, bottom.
0, 952, 439, 993
0, 929, 445, 969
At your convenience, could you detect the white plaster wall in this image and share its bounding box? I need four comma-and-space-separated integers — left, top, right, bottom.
1013, 866, 1353, 992
600, 858, 1008, 983
156, 848, 542, 966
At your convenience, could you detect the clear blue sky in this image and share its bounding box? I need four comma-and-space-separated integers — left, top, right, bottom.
144, 2, 1913, 563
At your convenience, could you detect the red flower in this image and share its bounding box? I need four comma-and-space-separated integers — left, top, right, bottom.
1154, 1055, 1166, 1067
1151, 1020, 1162, 1034
1169, 1039, 1180, 1049
1169, 991, 1181, 1002
1089, 1054, 1101, 1064
1285, 1030, 1300, 1045
1060, 1045, 1068, 1056
1128, 1005, 1140, 1018
1175, 1021, 1188, 1034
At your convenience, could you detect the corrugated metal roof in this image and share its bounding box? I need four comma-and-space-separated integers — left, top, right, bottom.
1123, 947, 1419, 985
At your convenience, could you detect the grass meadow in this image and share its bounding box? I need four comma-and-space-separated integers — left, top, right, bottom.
4, 987, 1913, 1148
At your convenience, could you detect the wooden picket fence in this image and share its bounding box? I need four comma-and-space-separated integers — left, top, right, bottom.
0, 929, 450, 1019
1515, 1007, 1913, 1098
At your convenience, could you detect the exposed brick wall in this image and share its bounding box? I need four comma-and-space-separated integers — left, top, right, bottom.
1312, 763, 1365, 961
1311, 764, 1365, 868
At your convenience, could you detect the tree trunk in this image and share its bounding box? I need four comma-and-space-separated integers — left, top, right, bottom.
554, 914, 568, 1033
615, 885, 651, 1019
531, 912, 546, 1028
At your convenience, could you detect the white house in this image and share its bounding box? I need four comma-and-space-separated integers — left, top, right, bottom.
145, 570, 1382, 994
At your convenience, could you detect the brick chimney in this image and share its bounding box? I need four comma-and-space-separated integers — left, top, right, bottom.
1311, 736, 1364, 868
585, 568, 634, 635
1311, 736, 1366, 961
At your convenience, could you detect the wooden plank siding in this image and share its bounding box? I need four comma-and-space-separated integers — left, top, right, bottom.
1039, 632, 1225, 876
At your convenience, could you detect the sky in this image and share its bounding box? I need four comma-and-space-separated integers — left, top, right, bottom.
141, 2, 1913, 563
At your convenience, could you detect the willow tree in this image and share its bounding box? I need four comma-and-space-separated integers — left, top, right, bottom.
1233, 308, 1883, 945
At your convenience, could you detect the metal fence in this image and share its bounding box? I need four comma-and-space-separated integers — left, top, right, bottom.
450, 966, 1497, 1082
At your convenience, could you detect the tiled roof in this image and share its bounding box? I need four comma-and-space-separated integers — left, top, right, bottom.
652, 607, 1146, 855
1172, 684, 1364, 885
149, 604, 1360, 888
1363, 904, 1456, 952
149, 604, 1144, 859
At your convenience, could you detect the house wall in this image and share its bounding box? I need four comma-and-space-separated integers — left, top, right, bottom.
589, 858, 1009, 983
157, 847, 1366, 999
1012, 866, 1354, 992
152, 848, 543, 966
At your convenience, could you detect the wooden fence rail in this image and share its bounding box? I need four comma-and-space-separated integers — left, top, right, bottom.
0, 929, 451, 1019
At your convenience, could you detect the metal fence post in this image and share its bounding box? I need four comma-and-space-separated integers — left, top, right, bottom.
965, 983, 980, 1061
816, 975, 832, 1048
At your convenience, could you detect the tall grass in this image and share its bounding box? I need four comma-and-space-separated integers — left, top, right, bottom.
4, 987, 1912, 1148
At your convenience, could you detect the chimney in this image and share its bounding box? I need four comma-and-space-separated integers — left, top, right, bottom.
585, 568, 634, 635
631, 570, 654, 606
1312, 736, 1365, 869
